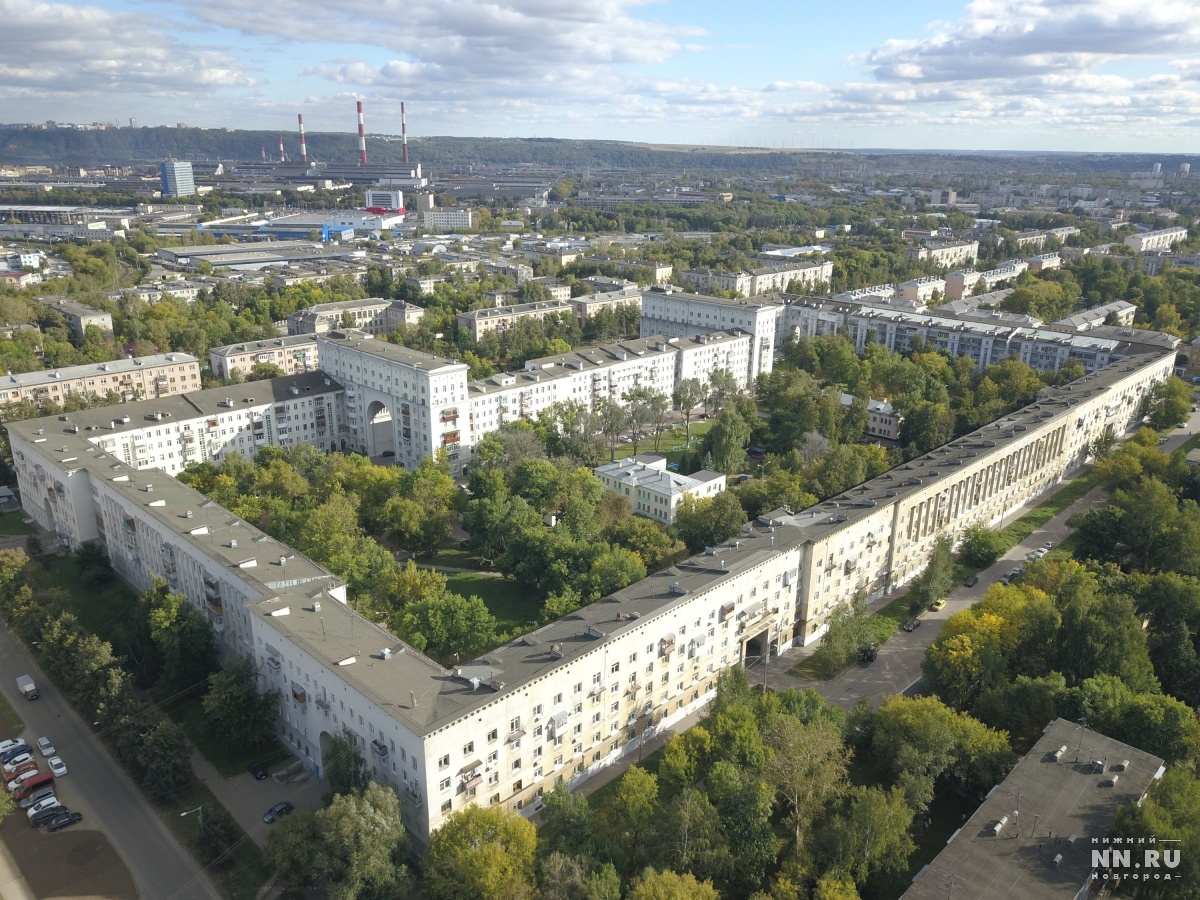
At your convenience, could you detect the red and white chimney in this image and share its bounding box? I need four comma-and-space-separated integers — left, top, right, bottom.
278, 135, 285, 162
356, 100, 368, 165
298, 114, 308, 164
401, 101, 409, 164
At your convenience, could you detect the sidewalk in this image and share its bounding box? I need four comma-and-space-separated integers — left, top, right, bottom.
0, 841, 35, 900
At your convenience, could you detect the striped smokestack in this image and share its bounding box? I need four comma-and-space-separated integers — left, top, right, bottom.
356, 100, 368, 165
278, 135, 285, 162
401, 101, 409, 164
298, 114, 308, 164
261, 144, 266, 162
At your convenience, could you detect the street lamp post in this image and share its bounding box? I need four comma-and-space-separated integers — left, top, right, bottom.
180, 805, 203, 830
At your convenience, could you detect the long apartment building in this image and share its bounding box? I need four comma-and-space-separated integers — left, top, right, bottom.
680, 261, 832, 297
456, 299, 574, 342
0, 354, 200, 408
639, 288, 778, 385
7, 343, 1174, 848
945, 262, 1029, 300
209, 335, 321, 381
904, 240, 979, 267
287, 298, 424, 337
1124, 226, 1188, 253
775, 294, 1171, 375
20, 373, 345, 477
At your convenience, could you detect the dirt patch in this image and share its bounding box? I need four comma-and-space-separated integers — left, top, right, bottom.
1, 811, 137, 899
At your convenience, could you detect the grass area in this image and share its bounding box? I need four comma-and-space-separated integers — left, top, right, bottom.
167, 696, 291, 779
609, 417, 719, 466
163, 780, 273, 900
429, 544, 494, 571
441, 571, 541, 633
37, 553, 139, 641
0, 511, 35, 535
0, 688, 24, 737
995, 470, 1098, 549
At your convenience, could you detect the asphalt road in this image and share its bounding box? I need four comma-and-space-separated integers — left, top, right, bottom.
772, 415, 1200, 710
0, 625, 220, 900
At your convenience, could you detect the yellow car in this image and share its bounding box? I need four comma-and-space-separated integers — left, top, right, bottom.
930, 598, 946, 611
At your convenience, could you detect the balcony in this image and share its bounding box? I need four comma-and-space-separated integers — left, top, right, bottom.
658, 634, 675, 658
370, 738, 388, 758
265, 656, 281, 672
440, 408, 459, 423
291, 684, 307, 703
315, 697, 330, 713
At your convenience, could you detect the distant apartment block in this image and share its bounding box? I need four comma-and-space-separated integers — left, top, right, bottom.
0, 353, 199, 408
582, 257, 674, 284
839, 393, 903, 441
419, 208, 474, 230
1051, 301, 1138, 332
209, 335, 321, 381
944, 262, 1029, 300
680, 261, 832, 297
904, 240, 979, 268
456, 299, 573, 341
569, 287, 644, 324
287, 298, 423, 337
34, 297, 112, 341
897, 276, 946, 304
593, 455, 725, 525
531, 278, 572, 302
1025, 253, 1062, 272
1124, 226, 1188, 253
160, 160, 196, 197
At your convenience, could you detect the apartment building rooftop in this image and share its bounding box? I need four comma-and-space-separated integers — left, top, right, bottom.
1, 353, 197, 390
6, 372, 342, 444
903, 718, 1165, 900
317, 330, 466, 372
457, 299, 571, 322
769, 348, 1171, 547
210, 335, 320, 358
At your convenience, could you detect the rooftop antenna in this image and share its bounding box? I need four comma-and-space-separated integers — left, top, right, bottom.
356, 100, 368, 165
401, 101, 409, 164
298, 114, 308, 165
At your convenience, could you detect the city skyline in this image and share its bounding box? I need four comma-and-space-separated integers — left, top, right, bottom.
4, 0, 1200, 152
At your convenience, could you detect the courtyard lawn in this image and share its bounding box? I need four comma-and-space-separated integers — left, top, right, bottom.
167, 696, 291, 779
37, 553, 139, 641
0, 512, 35, 535
609, 416, 719, 466
441, 571, 541, 634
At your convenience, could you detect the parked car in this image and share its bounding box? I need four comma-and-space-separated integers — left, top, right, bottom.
30, 805, 68, 828
46, 811, 84, 833
26, 795, 61, 819
963, 575, 979, 588
902, 619, 922, 632
1043, 541, 1055, 549
262, 801, 295, 824
247, 762, 268, 781
6, 765, 40, 791
930, 598, 947, 611
18, 784, 57, 809
36, 736, 54, 757
47, 757, 67, 777
3, 754, 33, 776
0, 744, 31, 764
0, 739, 23, 756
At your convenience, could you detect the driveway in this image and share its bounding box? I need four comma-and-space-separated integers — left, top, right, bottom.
0, 626, 220, 900
768, 475, 1109, 711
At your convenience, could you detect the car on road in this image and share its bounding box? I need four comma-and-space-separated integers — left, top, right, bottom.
901, 619, 922, 632
963, 575, 979, 588
1160, 437, 1169, 445
46, 811, 84, 833
248, 762, 268, 780
26, 795, 61, 819
262, 801, 295, 824
3, 753, 33, 777
930, 598, 946, 611
0, 744, 31, 764
48, 757, 67, 777
30, 805, 68, 828
36, 736, 54, 757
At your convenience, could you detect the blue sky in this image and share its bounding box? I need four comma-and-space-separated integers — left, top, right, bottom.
5, 0, 1200, 152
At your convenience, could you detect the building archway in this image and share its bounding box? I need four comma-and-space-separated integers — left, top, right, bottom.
366, 400, 396, 460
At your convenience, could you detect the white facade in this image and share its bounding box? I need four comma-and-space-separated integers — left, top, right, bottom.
457, 299, 574, 341
1124, 226, 1188, 253
639, 289, 778, 385
594, 455, 725, 524
210, 336, 321, 380
680, 262, 832, 297
905, 241, 979, 267
945, 262, 1028, 300
0, 353, 199, 408
288, 298, 423, 337
420, 209, 474, 230
898, 276, 947, 303
7, 345, 1174, 849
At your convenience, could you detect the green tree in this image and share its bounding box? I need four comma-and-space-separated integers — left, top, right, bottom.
201, 656, 280, 753
196, 804, 242, 869
596, 397, 630, 461
672, 378, 706, 445
137, 719, 194, 801
396, 591, 501, 661
1147, 377, 1191, 430
706, 408, 751, 474
324, 732, 369, 798
957, 522, 1006, 568
626, 869, 719, 900
764, 716, 849, 852
906, 536, 955, 613
247, 361, 285, 381
815, 786, 916, 887
673, 491, 746, 553
1112, 768, 1200, 897
425, 805, 538, 900
142, 578, 218, 698
597, 766, 659, 873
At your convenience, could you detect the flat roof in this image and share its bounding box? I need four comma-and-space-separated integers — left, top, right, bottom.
903, 719, 1165, 900
640, 288, 780, 312
210, 335, 319, 357
316, 330, 467, 373
1, 353, 198, 389
458, 299, 571, 321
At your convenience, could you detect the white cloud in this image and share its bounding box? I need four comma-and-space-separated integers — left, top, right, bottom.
0, 0, 255, 99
